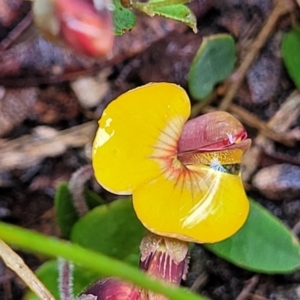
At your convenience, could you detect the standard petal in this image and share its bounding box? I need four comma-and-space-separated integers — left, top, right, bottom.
92, 83, 190, 194
133, 166, 249, 243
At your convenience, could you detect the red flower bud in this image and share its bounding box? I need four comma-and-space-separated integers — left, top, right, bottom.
79, 233, 189, 300
80, 277, 139, 300
139, 233, 189, 300
54, 0, 114, 57
33, 0, 114, 58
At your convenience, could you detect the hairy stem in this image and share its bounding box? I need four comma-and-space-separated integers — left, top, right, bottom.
58, 259, 75, 300
68, 165, 94, 217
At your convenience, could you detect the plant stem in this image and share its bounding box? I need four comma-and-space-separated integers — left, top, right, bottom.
58, 259, 74, 300
0, 222, 207, 300
68, 165, 93, 217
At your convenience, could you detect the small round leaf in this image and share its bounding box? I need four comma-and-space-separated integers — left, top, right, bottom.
71, 198, 146, 263
189, 34, 236, 100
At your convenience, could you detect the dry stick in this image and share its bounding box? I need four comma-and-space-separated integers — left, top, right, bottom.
229, 104, 295, 147
292, 220, 300, 235
240, 91, 300, 182
0, 121, 97, 172
190, 91, 218, 119
190, 273, 208, 293
0, 12, 33, 51
231, 91, 300, 147
0, 239, 55, 300
218, 0, 294, 111
235, 275, 259, 300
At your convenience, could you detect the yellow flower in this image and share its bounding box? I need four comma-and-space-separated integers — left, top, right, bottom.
92, 83, 250, 243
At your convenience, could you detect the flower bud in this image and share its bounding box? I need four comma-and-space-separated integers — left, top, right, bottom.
33, 0, 114, 58
79, 277, 139, 300
139, 233, 189, 300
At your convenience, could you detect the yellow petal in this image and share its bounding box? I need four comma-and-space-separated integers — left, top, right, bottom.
92, 83, 190, 194
133, 165, 249, 243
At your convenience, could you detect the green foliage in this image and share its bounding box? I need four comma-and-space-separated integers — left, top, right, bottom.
113, 0, 137, 35
132, 0, 196, 32
0, 222, 207, 300
282, 27, 300, 89
25, 260, 100, 300
151, 5, 196, 32
6, 179, 300, 300
54, 183, 78, 238
16, 184, 300, 299
112, 0, 197, 35
54, 183, 104, 238
71, 198, 146, 264
38, 188, 146, 298
188, 34, 236, 100
0, 184, 300, 300
206, 199, 300, 273
51, 183, 145, 296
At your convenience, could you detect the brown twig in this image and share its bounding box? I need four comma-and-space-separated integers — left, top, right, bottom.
218, 0, 294, 111
0, 121, 97, 172
241, 91, 300, 182
0, 13, 34, 51
229, 104, 296, 147
190, 91, 218, 119
236, 275, 260, 300
292, 219, 300, 235
189, 272, 208, 292
0, 239, 55, 300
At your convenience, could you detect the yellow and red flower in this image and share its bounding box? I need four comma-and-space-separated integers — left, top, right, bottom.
92, 83, 250, 243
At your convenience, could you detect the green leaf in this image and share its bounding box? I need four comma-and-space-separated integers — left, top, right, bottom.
205, 199, 300, 273
149, 5, 196, 32
113, 0, 136, 35
188, 34, 236, 100
25, 260, 99, 300
85, 189, 106, 208
132, 0, 196, 32
54, 183, 104, 239
282, 27, 300, 89
55, 183, 79, 239
71, 198, 146, 263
